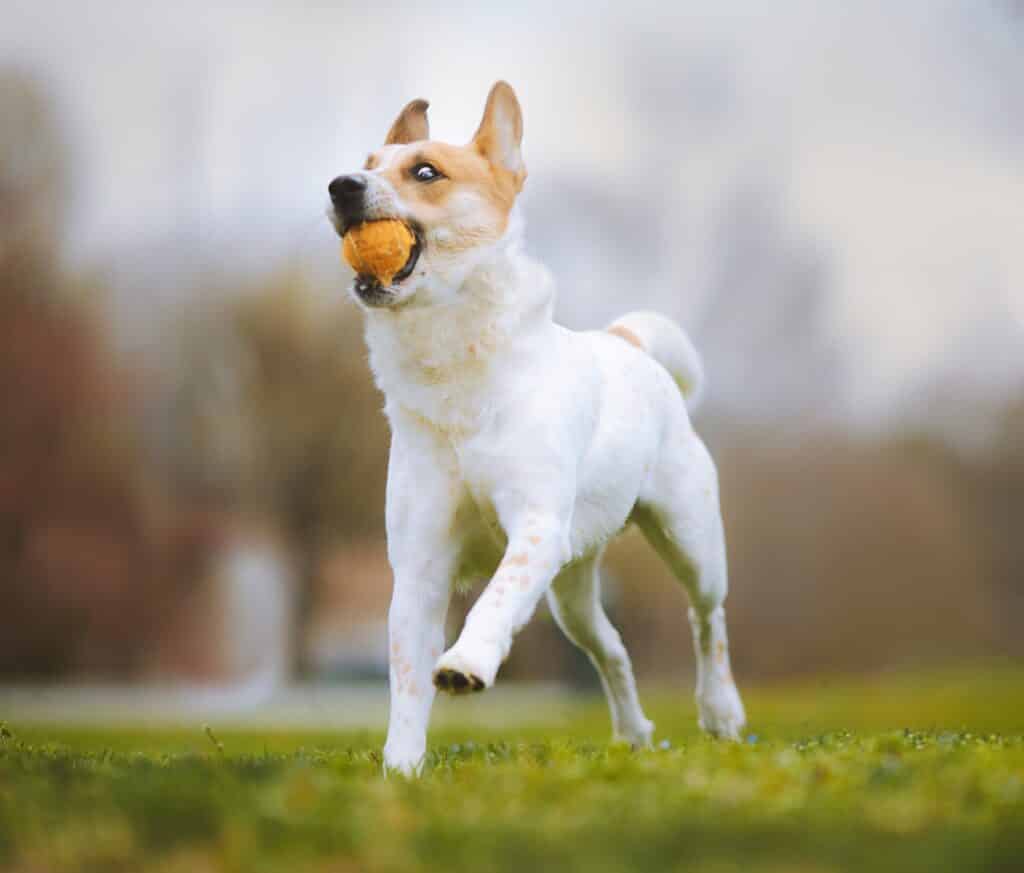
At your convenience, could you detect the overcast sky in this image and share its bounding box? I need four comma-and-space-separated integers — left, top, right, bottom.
4, 0, 1023, 438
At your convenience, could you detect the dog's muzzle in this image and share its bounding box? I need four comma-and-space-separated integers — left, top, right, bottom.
328, 173, 422, 305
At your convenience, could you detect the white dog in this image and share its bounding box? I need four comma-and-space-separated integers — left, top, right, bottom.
328, 82, 746, 776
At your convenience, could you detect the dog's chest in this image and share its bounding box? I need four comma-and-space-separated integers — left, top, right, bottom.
368, 309, 525, 438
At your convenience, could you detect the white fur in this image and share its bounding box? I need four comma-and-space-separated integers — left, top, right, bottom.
364, 217, 747, 776
606, 310, 706, 410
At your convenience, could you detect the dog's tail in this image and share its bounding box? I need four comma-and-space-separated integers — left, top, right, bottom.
606, 311, 705, 411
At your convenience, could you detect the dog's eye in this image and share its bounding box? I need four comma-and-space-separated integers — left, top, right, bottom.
412, 163, 442, 182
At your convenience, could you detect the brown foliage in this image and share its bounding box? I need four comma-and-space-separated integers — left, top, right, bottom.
0, 257, 217, 676
0, 71, 220, 677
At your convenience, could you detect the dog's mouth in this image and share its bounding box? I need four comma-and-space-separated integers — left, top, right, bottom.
339, 218, 423, 307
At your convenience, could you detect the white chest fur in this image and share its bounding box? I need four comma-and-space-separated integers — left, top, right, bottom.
363, 246, 555, 439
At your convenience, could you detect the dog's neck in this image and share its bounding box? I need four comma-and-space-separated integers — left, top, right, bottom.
363, 229, 556, 437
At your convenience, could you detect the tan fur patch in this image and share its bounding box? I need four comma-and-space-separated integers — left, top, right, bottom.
507, 552, 529, 566
370, 141, 518, 247
608, 324, 645, 351
385, 98, 430, 146
366, 88, 525, 258
715, 641, 726, 665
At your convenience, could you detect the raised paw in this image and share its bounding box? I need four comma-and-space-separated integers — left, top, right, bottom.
432, 644, 499, 695
433, 666, 486, 695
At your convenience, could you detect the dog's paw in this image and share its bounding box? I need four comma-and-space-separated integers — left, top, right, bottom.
382, 743, 425, 778
696, 680, 746, 740
614, 717, 655, 750
433, 666, 486, 694
432, 645, 498, 695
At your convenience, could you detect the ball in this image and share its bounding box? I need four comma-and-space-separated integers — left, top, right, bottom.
341, 220, 416, 285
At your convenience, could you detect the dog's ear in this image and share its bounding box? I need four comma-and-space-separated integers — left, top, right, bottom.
471, 81, 525, 189
385, 98, 430, 145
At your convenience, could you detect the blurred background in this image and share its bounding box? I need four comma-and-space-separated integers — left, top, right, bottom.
1, 0, 1022, 705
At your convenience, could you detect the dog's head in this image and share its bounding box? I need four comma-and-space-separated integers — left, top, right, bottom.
328, 81, 526, 309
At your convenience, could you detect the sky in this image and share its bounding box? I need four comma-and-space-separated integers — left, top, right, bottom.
3, 0, 1023, 440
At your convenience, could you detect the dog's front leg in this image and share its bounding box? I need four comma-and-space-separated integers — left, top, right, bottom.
381, 417, 460, 777
382, 563, 451, 776
434, 498, 571, 693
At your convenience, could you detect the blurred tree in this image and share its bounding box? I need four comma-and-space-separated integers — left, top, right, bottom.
0, 68, 69, 272
977, 395, 1024, 654
0, 71, 213, 678
163, 274, 390, 674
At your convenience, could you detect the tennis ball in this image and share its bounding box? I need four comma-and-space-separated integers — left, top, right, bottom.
341, 220, 416, 284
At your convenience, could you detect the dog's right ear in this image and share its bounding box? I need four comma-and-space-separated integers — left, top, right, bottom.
385, 98, 430, 145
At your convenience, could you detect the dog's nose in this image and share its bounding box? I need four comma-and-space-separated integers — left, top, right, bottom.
329, 174, 367, 207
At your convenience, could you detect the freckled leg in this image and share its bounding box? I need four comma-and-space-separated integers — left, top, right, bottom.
381, 415, 460, 776
434, 510, 570, 693
382, 571, 451, 776
634, 432, 746, 740
547, 551, 654, 747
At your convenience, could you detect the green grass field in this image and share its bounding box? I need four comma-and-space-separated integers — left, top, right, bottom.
2, 665, 1023, 873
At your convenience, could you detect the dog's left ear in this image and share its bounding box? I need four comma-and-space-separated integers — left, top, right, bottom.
471, 81, 526, 190
385, 98, 430, 145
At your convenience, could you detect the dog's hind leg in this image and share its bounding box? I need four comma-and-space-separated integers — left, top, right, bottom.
547, 551, 654, 747
633, 428, 746, 740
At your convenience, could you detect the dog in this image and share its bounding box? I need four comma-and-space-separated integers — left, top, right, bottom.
328, 81, 746, 776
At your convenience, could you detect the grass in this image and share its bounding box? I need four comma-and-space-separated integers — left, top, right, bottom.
1, 665, 1023, 873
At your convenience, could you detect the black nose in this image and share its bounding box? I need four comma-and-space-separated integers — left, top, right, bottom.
328, 174, 367, 207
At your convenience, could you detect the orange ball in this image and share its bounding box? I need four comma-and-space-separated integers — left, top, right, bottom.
341, 220, 416, 285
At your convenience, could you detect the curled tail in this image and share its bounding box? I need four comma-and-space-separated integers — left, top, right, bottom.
606, 310, 705, 411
